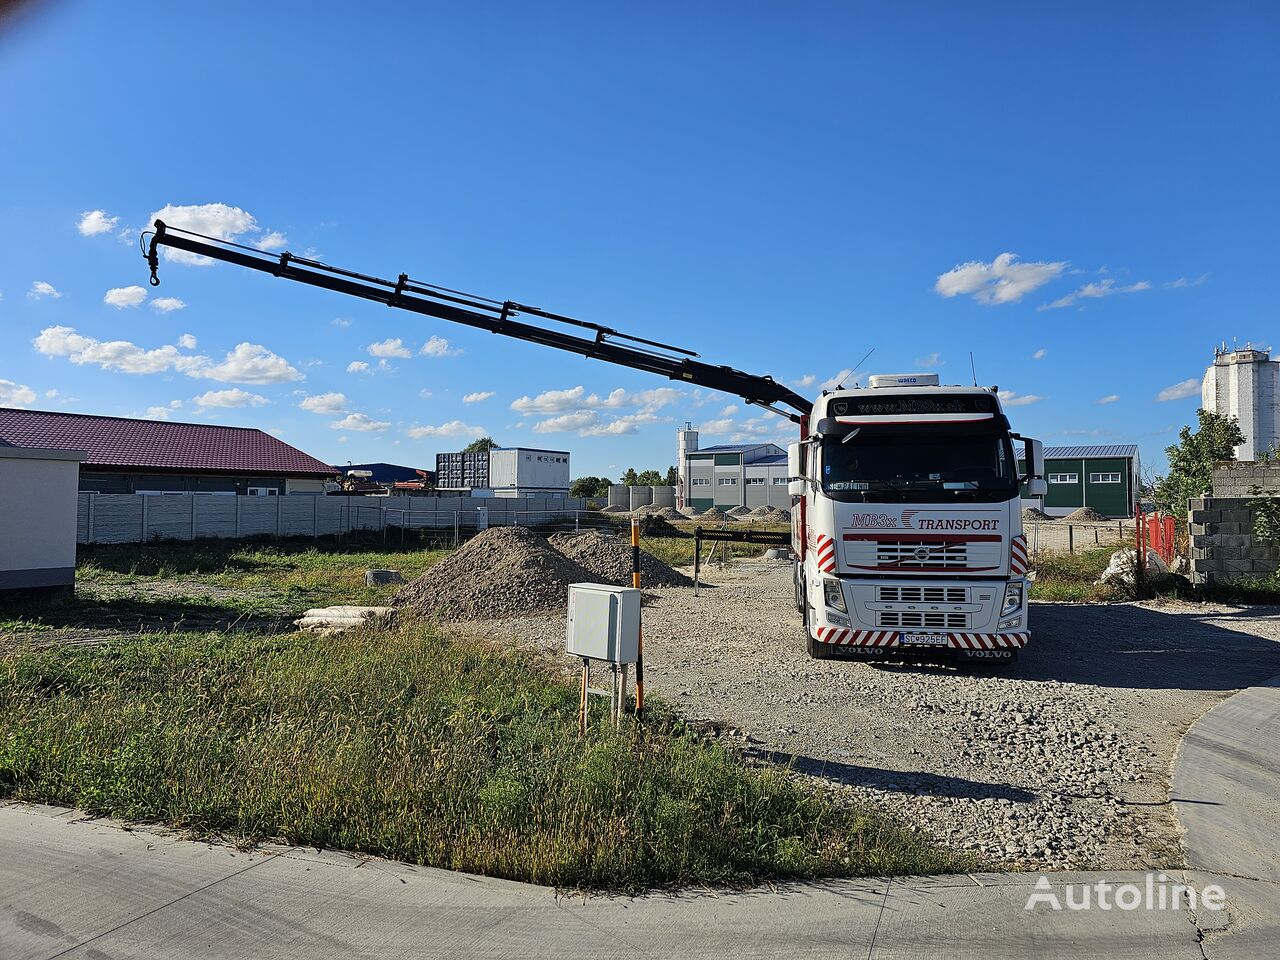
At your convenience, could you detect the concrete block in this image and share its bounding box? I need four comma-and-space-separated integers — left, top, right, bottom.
1214, 522, 1246, 536
1245, 545, 1277, 561
1190, 510, 1221, 525
1191, 558, 1214, 572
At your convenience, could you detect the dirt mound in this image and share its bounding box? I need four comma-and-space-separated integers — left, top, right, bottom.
1023, 507, 1052, 521
649, 506, 685, 521
726, 505, 753, 516
697, 507, 732, 522
396, 526, 594, 620
548, 529, 692, 587
750, 506, 791, 522
678, 506, 703, 517
1064, 506, 1111, 522
599, 504, 627, 513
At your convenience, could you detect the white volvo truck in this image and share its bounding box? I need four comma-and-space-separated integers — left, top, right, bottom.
789, 374, 1046, 664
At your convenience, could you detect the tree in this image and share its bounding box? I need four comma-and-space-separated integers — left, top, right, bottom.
1154, 409, 1244, 512
570, 476, 611, 498
463, 436, 498, 453
635, 469, 663, 486
664, 465, 677, 486
621, 467, 639, 486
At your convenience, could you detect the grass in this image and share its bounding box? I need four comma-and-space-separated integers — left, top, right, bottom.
638, 524, 791, 570
0, 624, 966, 891
1028, 547, 1126, 603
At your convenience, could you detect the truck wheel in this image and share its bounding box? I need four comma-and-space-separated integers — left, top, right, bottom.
803, 599, 829, 659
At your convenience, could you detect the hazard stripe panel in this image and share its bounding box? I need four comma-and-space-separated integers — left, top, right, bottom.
815, 534, 837, 573
1010, 534, 1029, 576
812, 628, 1029, 649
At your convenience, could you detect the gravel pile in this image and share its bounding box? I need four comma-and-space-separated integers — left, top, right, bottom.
548, 529, 692, 587
727, 506, 753, 516
750, 506, 791, 522
395, 526, 594, 620
698, 508, 732, 522
599, 504, 627, 513
1022, 507, 1052, 521
1064, 506, 1112, 522
649, 506, 685, 521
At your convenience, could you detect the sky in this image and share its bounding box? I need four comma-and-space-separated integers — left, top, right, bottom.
1, 1, 1277, 480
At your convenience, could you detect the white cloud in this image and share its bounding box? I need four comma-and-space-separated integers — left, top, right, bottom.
28, 281, 62, 300
792, 374, 816, 388
1156, 378, 1201, 402
193, 388, 269, 408
34, 325, 204, 375
511, 386, 589, 414
463, 391, 495, 404
198, 343, 303, 384
104, 285, 147, 308
935, 253, 1067, 305
256, 231, 287, 250
331, 317, 352, 328
1096, 394, 1120, 405
1032, 348, 1048, 360
177, 333, 198, 349
997, 390, 1046, 407
336, 436, 348, 443
299, 392, 348, 414
407, 420, 486, 439
418, 388, 433, 399
581, 413, 663, 437
367, 338, 412, 358
151, 296, 186, 313
0, 379, 36, 407
45, 389, 58, 399
77, 210, 119, 236
330, 412, 391, 432
1039, 278, 1151, 311
719, 405, 738, 417
820, 369, 855, 390
533, 411, 599, 434
1166, 273, 1209, 289
699, 417, 738, 435
347, 361, 370, 373
915, 352, 942, 368
148, 203, 263, 265
420, 335, 462, 358
142, 399, 183, 420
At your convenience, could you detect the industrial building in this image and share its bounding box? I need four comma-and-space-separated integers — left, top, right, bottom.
1203, 345, 1279, 460
0, 407, 337, 496
435, 446, 570, 497
676, 424, 792, 510
1018, 444, 1140, 518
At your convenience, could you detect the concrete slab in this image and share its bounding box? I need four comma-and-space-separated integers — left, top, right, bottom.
0, 804, 1237, 960
1172, 676, 1280, 883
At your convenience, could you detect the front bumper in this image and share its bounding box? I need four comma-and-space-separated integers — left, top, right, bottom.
811, 626, 1028, 651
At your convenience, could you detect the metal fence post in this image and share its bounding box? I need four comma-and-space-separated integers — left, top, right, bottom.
1067, 524, 1074, 554
191, 493, 197, 540
141, 494, 149, 542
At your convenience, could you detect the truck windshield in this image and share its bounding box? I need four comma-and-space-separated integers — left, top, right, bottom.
821, 425, 1019, 503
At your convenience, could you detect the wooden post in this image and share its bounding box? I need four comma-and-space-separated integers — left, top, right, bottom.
578, 659, 589, 736
631, 518, 644, 717
694, 526, 702, 595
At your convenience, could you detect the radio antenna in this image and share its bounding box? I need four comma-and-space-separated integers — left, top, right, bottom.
836, 347, 876, 390
969, 352, 978, 387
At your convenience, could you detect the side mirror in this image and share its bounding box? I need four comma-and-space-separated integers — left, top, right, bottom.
787, 478, 807, 497
814, 417, 839, 437
1026, 478, 1048, 498
1023, 438, 1045, 482
787, 442, 803, 480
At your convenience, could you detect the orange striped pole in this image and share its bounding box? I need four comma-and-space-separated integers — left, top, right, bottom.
631, 517, 644, 716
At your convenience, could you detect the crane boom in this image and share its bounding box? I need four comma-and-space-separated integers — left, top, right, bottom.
143, 221, 813, 422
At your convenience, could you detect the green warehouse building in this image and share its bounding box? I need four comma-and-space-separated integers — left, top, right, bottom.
1018, 444, 1140, 519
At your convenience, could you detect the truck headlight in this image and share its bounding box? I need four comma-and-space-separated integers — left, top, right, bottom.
823, 578, 847, 613
1001, 581, 1024, 617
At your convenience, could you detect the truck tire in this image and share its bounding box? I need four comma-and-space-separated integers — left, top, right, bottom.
803, 598, 829, 659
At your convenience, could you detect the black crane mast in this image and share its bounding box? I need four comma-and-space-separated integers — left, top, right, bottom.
143, 222, 813, 422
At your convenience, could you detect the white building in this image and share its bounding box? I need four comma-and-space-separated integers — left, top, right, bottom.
1202, 345, 1280, 461
488, 447, 571, 497
676, 424, 792, 510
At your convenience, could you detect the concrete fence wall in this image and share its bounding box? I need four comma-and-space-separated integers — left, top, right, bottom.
1211, 462, 1280, 498
1188, 496, 1279, 585
76, 493, 588, 545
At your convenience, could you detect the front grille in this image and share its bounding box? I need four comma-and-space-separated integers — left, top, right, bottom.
878, 611, 968, 629
877, 585, 968, 603
874, 540, 969, 568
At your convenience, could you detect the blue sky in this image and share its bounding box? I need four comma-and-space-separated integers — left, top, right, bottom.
2, 2, 1276, 479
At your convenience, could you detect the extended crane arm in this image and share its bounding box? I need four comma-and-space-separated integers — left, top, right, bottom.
143, 221, 812, 422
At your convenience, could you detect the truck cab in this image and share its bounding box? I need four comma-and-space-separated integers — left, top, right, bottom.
790, 374, 1046, 663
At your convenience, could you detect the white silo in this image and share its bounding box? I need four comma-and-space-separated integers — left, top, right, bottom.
676, 422, 698, 507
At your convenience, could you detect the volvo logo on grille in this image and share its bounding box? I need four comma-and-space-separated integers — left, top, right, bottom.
913, 547, 932, 562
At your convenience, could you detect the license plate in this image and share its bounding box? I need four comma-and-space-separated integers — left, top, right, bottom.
899, 633, 950, 646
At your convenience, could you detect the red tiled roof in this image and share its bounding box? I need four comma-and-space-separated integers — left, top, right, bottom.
0, 407, 337, 477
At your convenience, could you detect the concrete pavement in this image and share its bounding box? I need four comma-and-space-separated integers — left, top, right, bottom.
1172, 674, 1280, 958
0, 803, 1238, 960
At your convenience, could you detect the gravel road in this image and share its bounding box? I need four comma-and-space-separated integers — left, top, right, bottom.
458, 558, 1280, 872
